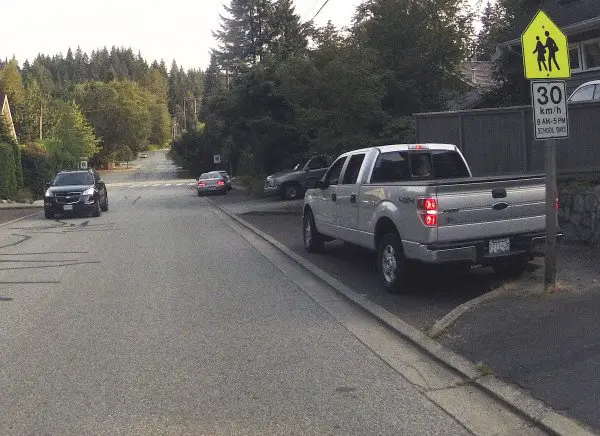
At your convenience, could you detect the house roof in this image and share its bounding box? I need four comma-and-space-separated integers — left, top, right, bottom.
502, 0, 600, 43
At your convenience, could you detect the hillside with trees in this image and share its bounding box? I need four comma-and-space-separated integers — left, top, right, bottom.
171, 0, 474, 179
0, 48, 202, 199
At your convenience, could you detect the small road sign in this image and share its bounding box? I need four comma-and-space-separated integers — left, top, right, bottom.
522, 10, 570, 80
531, 81, 569, 140
80, 161, 88, 170
213, 155, 221, 164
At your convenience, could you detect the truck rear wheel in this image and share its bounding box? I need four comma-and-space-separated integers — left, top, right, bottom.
378, 232, 409, 293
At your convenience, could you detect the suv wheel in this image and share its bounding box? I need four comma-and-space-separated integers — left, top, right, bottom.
303, 210, 324, 253
101, 195, 109, 211
44, 208, 54, 220
378, 232, 409, 293
282, 183, 301, 201
92, 199, 101, 217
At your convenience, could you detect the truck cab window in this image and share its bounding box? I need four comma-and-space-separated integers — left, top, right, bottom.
431, 150, 469, 178
410, 153, 432, 178
341, 154, 365, 185
324, 157, 347, 185
370, 152, 410, 183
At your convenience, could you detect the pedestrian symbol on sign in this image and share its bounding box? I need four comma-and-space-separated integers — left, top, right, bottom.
213, 155, 221, 164
521, 10, 570, 79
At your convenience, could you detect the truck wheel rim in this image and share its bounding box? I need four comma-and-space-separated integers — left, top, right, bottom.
305, 220, 312, 246
382, 245, 397, 283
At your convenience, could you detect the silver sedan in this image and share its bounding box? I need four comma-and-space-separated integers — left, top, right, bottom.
197, 172, 228, 196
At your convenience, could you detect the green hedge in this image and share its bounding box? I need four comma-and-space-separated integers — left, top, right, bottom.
0, 142, 17, 199
21, 144, 79, 198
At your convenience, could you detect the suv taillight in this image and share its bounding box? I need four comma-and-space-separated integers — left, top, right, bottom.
417, 197, 438, 227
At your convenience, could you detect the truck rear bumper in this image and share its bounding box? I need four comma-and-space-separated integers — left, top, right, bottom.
409, 232, 562, 264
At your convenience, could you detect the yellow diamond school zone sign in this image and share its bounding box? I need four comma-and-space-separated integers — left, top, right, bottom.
522, 10, 571, 80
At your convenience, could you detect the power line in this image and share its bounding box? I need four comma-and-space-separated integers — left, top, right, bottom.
302, 0, 321, 21
309, 0, 332, 22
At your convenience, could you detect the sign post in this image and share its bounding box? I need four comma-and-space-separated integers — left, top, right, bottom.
521, 10, 570, 291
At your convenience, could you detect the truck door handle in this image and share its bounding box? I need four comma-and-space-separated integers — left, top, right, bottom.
492, 188, 507, 199
332, 193, 337, 202
350, 194, 357, 203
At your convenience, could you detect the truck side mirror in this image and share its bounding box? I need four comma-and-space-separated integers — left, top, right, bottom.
316, 180, 329, 189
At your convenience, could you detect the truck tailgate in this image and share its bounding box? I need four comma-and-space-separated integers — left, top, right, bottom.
435, 175, 546, 243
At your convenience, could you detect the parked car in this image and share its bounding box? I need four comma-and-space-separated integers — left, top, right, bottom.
568, 80, 600, 102
197, 171, 228, 196
264, 155, 331, 200
303, 144, 551, 292
218, 171, 232, 190
44, 170, 109, 219
140, 152, 148, 158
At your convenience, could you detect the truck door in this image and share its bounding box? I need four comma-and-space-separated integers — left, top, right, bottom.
335, 153, 366, 243
312, 156, 347, 238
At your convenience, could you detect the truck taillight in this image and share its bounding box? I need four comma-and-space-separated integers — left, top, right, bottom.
417, 197, 438, 227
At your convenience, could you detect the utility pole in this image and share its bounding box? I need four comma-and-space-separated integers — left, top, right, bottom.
39, 101, 43, 140
183, 98, 187, 132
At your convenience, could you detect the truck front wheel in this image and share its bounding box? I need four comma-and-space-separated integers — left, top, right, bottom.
303, 210, 324, 253
378, 232, 409, 293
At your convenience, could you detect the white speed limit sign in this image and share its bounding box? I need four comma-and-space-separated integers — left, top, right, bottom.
531, 80, 569, 140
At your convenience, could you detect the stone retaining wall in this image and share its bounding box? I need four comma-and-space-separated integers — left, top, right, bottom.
558, 186, 600, 247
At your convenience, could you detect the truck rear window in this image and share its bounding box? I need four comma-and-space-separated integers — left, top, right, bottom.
370, 150, 469, 183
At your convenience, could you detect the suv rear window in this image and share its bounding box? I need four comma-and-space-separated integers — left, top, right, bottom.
370, 150, 468, 183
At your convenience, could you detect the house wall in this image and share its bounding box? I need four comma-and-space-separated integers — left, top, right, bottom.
567, 28, 600, 94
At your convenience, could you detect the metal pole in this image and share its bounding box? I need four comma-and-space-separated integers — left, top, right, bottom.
544, 139, 557, 291
183, 98, 186, 132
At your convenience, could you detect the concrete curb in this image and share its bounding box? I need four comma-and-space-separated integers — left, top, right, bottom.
207, 198, 596, 436
0, 204, 44, 210
0, 210, 43, 227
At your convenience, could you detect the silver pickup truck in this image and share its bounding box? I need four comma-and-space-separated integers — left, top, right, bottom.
303, 144, 550, 292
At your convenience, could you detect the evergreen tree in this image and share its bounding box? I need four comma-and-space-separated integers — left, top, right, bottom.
269, 0, 307, 60
213, 0, 274, 75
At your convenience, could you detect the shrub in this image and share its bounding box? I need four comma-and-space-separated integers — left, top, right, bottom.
0, 142, 17, 199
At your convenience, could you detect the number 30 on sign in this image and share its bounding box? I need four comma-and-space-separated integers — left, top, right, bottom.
531, 80, 569, 140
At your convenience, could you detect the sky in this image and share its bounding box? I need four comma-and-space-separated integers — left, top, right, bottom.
2, 0, 482, 71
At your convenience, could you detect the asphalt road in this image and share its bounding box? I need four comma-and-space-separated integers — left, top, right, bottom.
98, 149, 184, 183
0, 151, 486, 434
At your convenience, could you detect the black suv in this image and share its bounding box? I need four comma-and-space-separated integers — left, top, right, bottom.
44, 170, 109, 219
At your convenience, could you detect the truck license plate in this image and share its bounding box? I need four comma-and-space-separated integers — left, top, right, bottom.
63, 204, 73, 211
489, 238, 510, 254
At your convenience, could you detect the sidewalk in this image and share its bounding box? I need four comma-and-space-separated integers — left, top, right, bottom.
441, 243, 600, 430
0, 200, 44, 209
